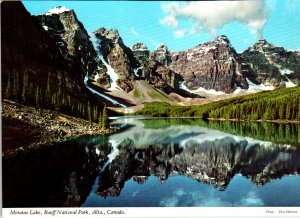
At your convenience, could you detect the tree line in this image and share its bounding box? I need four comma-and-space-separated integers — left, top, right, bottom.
136, 86, 300, 121
4, 70, 108, 128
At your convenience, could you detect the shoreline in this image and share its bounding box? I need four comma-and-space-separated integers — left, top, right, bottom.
3, 98, 299, 158
207, 118, 300, 124
2, 99, 116, 159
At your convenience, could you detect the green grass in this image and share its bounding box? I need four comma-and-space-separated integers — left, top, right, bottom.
133, 87, 144, 99
147, 91, 170, 102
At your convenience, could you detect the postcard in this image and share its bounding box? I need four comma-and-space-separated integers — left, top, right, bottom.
1, 1, 300, 217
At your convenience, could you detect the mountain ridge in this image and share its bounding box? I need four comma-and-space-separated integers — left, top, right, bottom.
3, 3, 300, 112
34, 5, 299, 101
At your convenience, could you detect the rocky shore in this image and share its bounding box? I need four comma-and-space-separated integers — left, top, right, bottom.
2, 99, 115, 158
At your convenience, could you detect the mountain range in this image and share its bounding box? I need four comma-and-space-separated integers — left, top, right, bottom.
2, 2, 300, 112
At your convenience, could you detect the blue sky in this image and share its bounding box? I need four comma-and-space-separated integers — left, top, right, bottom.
23, 1, 300, 52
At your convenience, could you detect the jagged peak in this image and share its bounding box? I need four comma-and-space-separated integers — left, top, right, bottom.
253, 38, 283, 50
45, 6, 71, 15
245, 38, 285, 53
257, 38, 268, 43
214, 35, 230, 44
191, 35, 232, 53
94, 28, 121, 43
156, 43, 169, 51
131, 42, 148, 51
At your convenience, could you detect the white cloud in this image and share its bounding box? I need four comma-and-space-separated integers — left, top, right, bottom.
160, 1, 270, 38
160, 3, 180, 27
174, 29, 186, 38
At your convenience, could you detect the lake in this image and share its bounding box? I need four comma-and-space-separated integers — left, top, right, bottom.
3, 117, 300, 207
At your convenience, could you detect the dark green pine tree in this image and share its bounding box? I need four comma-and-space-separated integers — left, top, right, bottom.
12, 71, 19, 100
101, 104, 108, 129
5, 72, 11, 98
35, 86, 40, 105
98, 112, 102, 128
94, 106, 98, 122
22, 72, 29, 102
46, 72, 51, 97
87, 101, 92, 122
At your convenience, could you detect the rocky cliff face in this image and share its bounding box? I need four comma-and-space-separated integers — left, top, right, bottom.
131, 42, 150, 63
131, 43, 182, 94
151, 36, 249, 93
150, 44, 172, 66
94, 28, 139, 92
149, 36, 300, 93
242, 39, 300, 87
8, 2, 299, 106
36, 7, 110, 84
2, 2, 104, 119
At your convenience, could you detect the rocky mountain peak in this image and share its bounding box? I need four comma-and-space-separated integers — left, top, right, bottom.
257, 38, 268, 44
45, 6, 71, 15
131, 42, 150, 62
167, 35, 247, 93
94, 28, 122, 44
150, 44, 172, 66
214, 35, 230, 44
36, 7, 109, 80
131, 42, 148, 51
156, 44, 169, 52
250, 38, 277, 53
93, 28, 139, 92
242, 38, 299, 88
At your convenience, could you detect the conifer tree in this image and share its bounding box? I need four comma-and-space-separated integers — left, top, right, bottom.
5, 72, 11, 98
12, 71, 19, 99
46, 72, 51, 97
94, 106, 98, 122
35, 86, 40, 105
22, 72, 28, 102
101, 104, 108, 129
87, 101, 92, 122
98, 112, 102, 128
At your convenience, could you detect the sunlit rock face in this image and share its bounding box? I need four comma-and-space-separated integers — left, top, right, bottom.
150, 44, 172, 67
93, 28, 139, 92
149, 37, 300, 93
131, 43, 182, 94
131, 42, 150, 63
150, 36, 249, 93
36, 7, 109, 82
242, 39, 300, 87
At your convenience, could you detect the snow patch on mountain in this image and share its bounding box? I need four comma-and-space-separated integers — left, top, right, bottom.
246, 78, 274, 92
180, 81, 225, 95
90, 33, 121, 91
133, 68, 140, 77
285, 78, 297, 88
46, 6, 70, 15
84, 76, 126, 108
280, 68, 294, 75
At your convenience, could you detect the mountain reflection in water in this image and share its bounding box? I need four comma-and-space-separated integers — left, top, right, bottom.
3, 118, 300, 207
83, 118, 300, 207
